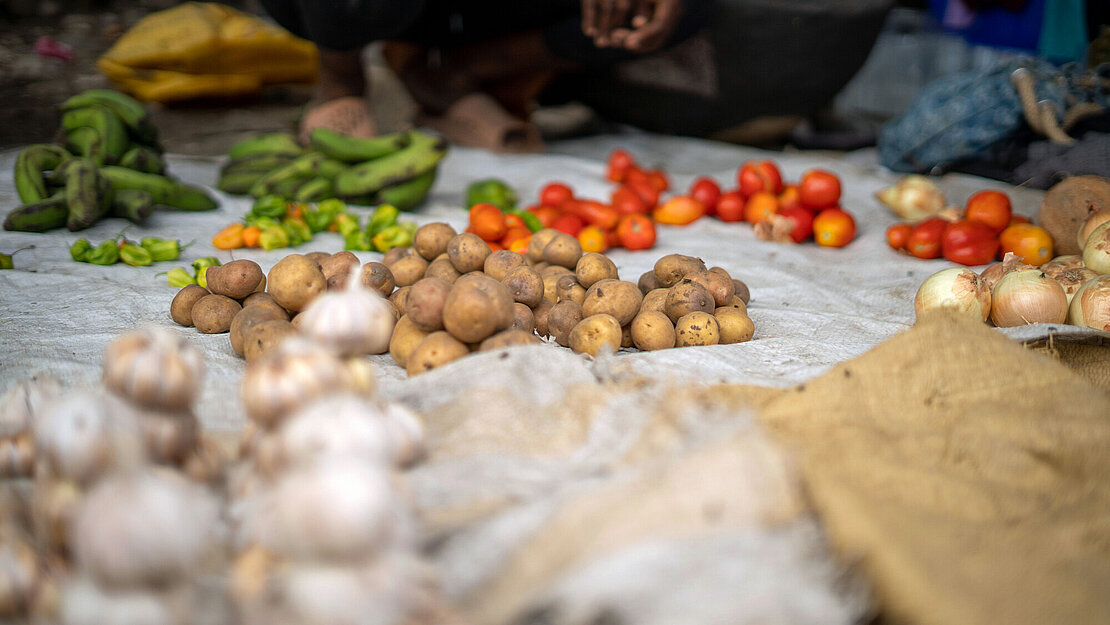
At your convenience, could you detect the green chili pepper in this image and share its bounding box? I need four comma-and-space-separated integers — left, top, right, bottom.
140, 238, 182, 262
165, 267, 195, 287
465, 178, 518, 212
303, 207, 332, 233
251, 194, 288, 218
281, 216, 313, 246
119, 242, 153, 267
70, 238, 93, 262
86, 241, 120, 266
398, 220, 418, 236
367, 204, 400, 235
371, 224, 413, 253
508, 209, 544, 233
333, 213, 360, 237
244, 215, 280, 231
0, 253, 12, 270
317, 198, 347, 216
344, 229, 373, 252
260, 225, 290, 251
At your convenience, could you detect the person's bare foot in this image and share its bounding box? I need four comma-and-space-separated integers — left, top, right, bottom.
299, 48, 377, 142
300, 96, 377, 143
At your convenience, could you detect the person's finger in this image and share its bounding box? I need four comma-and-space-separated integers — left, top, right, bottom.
613, 0, 633, 33
624, 0, 681, 52
597, 0, 616, 46
609, 26, 631, 46
581, 0, 599, 38
631, 0, 653, 28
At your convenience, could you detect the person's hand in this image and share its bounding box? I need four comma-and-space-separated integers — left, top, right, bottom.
612, 0, 683, 53
581, 0, 635, 47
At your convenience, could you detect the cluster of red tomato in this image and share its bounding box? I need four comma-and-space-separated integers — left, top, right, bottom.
885, 190, 1056, 266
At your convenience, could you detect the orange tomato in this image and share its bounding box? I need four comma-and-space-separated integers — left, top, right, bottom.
812, 208, 856, 247
242, 225, 262, 248
528, 205, 561, 228
500, 226, 532, 249
486, 240, 505, 252
509, 235, 531, 254
653, 196, 705, 225
578, 225, 609, 253
1008, 214, 1030, 226
469, 202, 507, 241
886, 223, 912, 251
503, 213, 526, 229
777, 184, 802, 212
964, 190, 1012, 234
616, 214, 656, 250
743, 191, 778, 224
999, 223, 1053, 266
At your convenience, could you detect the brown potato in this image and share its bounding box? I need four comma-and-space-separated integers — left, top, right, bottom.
542, 233, 583, 269
708, 266, 732, 279
664, 279, 714, 323
206, 259, 263, 300
320, 251, 361, 289
547, 300, 583, 347
620, 324, 634, 348
252, 274, 267, 293
542, 272, 562, 304
425, 257, 462, 283
674, 311, 720, 347
533, 298, 554, 337
483, 250, 527, 281
390, 254, 429, 287
685, 270, 735, 307
720, 295, 748, 314
170, 285, 209, 327
556, 274, 586, 305
389, 315, 431, 367
568, 314, 622, 357
389, 287, 411, 319
501, 266, 544, 308
442, 275, 515, 343
510, 302, 535, 333
413, 223, 458, 260
447, 233, 491, 274
532, 261, 550, 274
241, 291, 282, 311
267, 254, 326, 312
653, 254, 707, 288
479, 329, 542, 352
637, 270, 659, 294
540, 264, 573, 279
527, 229, 561, 262
582, 279, 643, 326
732, 279, 750, 304
360, 262, 395, 298
291, 311, 305, 329
304, 251, 331, 266
406, 277, 453, 332
575, 253, 618, 288
639, 288, 669, 314
230, 305, 288, 356
631, 311, 675, 351
715, 307, 755, 344
191, 295, 242, 334
406, 331, 469, 376
382, 246, 412, 267
243, 319, 297, 363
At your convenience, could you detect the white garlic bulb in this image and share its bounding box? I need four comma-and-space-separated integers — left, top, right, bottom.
137, 411, 199, 466
297, 264, 396, 357
33, 391, 144, 485
61, 578, 183, 625
240, 338, 361, 429
270, 395, 395, 474
0, 531, 40, 618
0, 374, 62, 437
379, 402, 426, 469
102, 328, 204, 411
0, 432, 34, 479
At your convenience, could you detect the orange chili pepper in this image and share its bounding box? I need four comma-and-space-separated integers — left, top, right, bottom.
212, 223, 245, 250
241, 225, 262, 248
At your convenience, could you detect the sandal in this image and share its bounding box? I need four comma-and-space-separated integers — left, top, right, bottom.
417, 92, 544, 154
299, 96, 377, 144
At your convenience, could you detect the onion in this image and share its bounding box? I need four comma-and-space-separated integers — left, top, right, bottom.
1077, 210, 1110, 251
1042, 266, 1098, 303
979, 252, 1031, 292
989, 269, 1068, 327
875, 175, 947, 221
1066, 275, 1110, 331
1082, 221, 1110, 274
914, 268, 991, 323
1041, 255, 1085, 273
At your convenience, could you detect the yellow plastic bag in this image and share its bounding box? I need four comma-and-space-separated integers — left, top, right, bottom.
98, 2, 318, 103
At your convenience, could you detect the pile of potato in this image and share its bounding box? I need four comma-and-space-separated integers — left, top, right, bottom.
167, 224, 755, 374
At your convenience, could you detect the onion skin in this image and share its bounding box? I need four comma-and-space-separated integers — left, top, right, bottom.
1044, 267, 1098, 303
989, 269, 1068, 327
980, 253, 1032, 292
1066, 275, 1110, 331
915, 268, 991, 323
1077, 211, 1110, 251
1040, 255, 1085, 274
876, 175, 947, 221
1082, 222, 1110, 274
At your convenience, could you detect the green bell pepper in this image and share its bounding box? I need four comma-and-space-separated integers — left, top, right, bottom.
192, 257, 221, 287
140, 237, 183, 262
332, 213, 361, 237
251, 194, 288, 218
281, 216, 312, 247
344, 229, 373, 251
465, 178, 518, 212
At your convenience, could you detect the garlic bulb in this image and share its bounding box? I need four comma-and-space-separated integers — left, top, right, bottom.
875, 175, 946, 221
30, 478, 82, 552
0, 432, 34, 479
990, 269, 1068, 327
1067, 275, 1110, 331
0, 532, 40, 617
61, 578, 185, 625
240, 338, 359, 429
270, 395, 394, 474
182, 434, 226, 485
102, 328, 204, 411
297, 264, 397, 357
0, 374, 61, 437
914, 268, 991, 323
70, 469, 218, 588
379, 402, 426, 469
33, 391, 143, 485
1082, 221, 1110, 274
138, 411, 199, 466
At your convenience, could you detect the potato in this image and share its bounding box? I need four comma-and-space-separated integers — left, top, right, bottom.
253, 274, 267, 293
653, 254, 707, 288
413, 222, 458, 260
674, 311, 720, 347
230, 305, 288, 356
241, 291, 282, 312
191, 295, 242, 334
532, 261, 550, 274
542, 233, 583, 269
483, 250, 527, 281
582, 279, 643, 326
631, 311, 675, 351
447, 233, 491, 274
638, 270, 659, 294
442, 275, 515, 343
664, 279, 714, 323
540, 264, 573, 279
731, 279, 750, 304
389, 287, 411, 319
720, 295, 748, 313
304, 251, 331, 267
501, 266, 544, 308
320, 251, 361, 289
406, 277, 453, 332
1038, 175, 1110, 256
360, 262, 395, 297
390, 254, 429, 287
207, 259, 264, 300
243, 319, 297, 363
527, 229, 561, 262
547, 300, 583, 347
542, 272, 562, 304
620, 324, 634, 348
479, 329, 542, 352
715, 307, 755, 344
510, 302, 535, 333
425, 257, 462, 283
556, 274, 586, 305
685, 270, 735, 307
170, 285, 209, 327
639, 288, 669, 314
268, 254, 326, 312
290, 311, 305, 330
533, 298, 554, 337
389, 315, 431, 367
708, 266, 732, 280
575, 253, 618, 288
568, 314, 622, 357
382, 246, 412, 267
406, 331, 469, 376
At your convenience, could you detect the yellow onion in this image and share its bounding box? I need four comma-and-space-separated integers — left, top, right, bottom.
297, 263, 396, 357
240, 338, 360, 429
1077, 210, 1110, 251
1040, 255, 1085, 273
875, 175, 947, 221
1082, 221, 1110, 274
102, 328, 204, 411
990, 269, 1068, 327
1066, 275, 1110, 331
914, 268, 991, 323
1043, 266, 1098, 303
979, 252, 1032, 292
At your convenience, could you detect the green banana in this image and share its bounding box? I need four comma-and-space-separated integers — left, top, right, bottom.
14, 144, 72, 203
3, 193, 68, 232
64, 127, 103, 164
266, 174, 313, 199
60, 89, 147, 133
65, 159, 108, 231
228, 132, 303, 161
292, 176, 333, 202
110, 189, 155, 223
333, 131, 448, 197
220, 153, 296, 176
374, 167, 437, 210
338, 193, 378, 206
309, 128, 412, 162
218, 170, 267, 195
248, 152, 346, 198
118, 146, 165, 174
62, 106, 129, 164
99, 166, 218, 211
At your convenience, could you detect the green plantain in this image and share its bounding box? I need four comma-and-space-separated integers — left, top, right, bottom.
218, 170, 267, 195
374, 167, 437, 210
62, 105, 129, 164
64, 159, 109, 231
309, 128, 412, 162
110, 189, 155, 223
248, 152, 346, 198
13, 144, 72, 204
333, 131, 448, 197
227, 132, 304, 160
292, 176, 334, 202
99, 166, 218, 211
3, 192, 68, 232
220, 153, 296, 176
119, 146, 166, 174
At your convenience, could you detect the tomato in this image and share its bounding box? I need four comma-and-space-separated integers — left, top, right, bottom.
469, 203, 507, 241
486, 240, 505, 252
941, 220, 1000, 266
611, 185, 649, 215
777, 184, 802, 213
616, 214, 657, 250
578, 225, 609, 253
1008, 214, 1030, 226
540, 182, 574, 208
886, 223, 912, 251
568, 200, 619, 230
607, 150, 634, 182
1000, 223, 1054, 266
503, 213, 526, 230
798, 169, 842, 209
690, 177, 721, 216
905, 217, 948, 259
527, 205, 561, 228
500, 226, 532, 249
551, 213, 584, 236
653, 196, 705, 225
646, 169, 670, 192
964, 190, 1012, 234
509, 236, 531, 254
812, 208, 856, 248
776, 207, 815, 243
737, 160, 784, 197
715, 190, 746, 222
743, 191, 778, 224
606, 227, 622, 249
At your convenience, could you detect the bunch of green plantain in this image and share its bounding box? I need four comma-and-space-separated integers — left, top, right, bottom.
218, 128, 447, 210
5, 89, 218, 233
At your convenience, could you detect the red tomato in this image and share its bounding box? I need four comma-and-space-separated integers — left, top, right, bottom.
964, 190, 1012, 235
653, 196, 705, 225
715, 191, 746, 222
737, 160, 784, 197
812, 208, 856, 248
744, 191, 778, 224
798, 169, 842, 209
500, 226, 532, 249
540, 182, 574, 208
905, 217, 948, 259
607, 150, 634, 183
777, 207, 815, 243
606, 227, 622, 249
627, 179, 660, 208
611, 185, 649, 215
941, 220, 1000, 266
645, 169, 670, 192
469, 203, 507, 241
527, 205, 561, 228
616, 214, 657, 250
551, 213, 585, 236
690, 177, 722, 216
569, 200, 620, 230
886, 223, 912, 251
